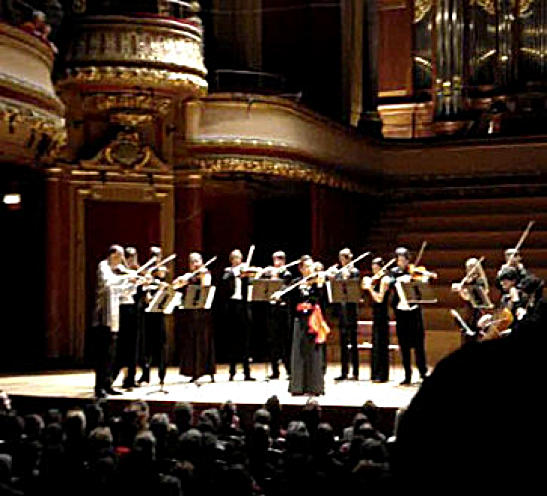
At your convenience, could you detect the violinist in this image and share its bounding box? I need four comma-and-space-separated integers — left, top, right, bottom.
222, 249, 255, 381
452, 257, 491, 342
91, 244, 127, 398
330, 248, 360, 381
261, 251, 293, 379
499, 248, 528, 285
112, 247, 141, 389
390, 247, 429, 386
137, 246, 162, 384
175, 252, 216, 383
288, 255, 329, 396
139, 262, 168, 386
362, 257, 392, 382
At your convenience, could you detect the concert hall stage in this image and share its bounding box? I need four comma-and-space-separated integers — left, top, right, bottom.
1, 364, 420, 433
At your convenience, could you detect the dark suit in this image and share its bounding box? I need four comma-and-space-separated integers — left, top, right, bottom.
222, 266, 252, 378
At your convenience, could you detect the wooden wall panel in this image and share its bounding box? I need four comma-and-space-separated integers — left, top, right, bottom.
378, 0, 413, 98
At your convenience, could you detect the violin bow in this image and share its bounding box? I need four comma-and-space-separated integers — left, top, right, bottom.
414, 241, 427, 266
459, 256, 485, 286
507, 221, 535, 265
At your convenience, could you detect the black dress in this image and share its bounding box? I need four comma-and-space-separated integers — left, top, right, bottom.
289, 280, 327, 395
178, 274, 216, 380
371, 279, 390, 382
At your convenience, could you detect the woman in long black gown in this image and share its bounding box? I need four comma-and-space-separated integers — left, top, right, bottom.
288, 256, 329, 396
175, 253, 216, 382
363, 257, 391, 382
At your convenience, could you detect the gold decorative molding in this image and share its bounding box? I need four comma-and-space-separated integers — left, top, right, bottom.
80, 130, 169, 173
470, 0, 533, 16
0, 98, 66, 162
414, 0, 432, 23
60, 15, 207, 94
61, 66, 207, 94
82, 93, 173, 116
181, 156, 368, 193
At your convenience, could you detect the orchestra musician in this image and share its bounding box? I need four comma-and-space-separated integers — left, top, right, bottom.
137, 246, 162, 384
499, 248, 528, 284
261, 251, 293, 379
286, 255, 329, 396
112, 246, 141, 389
91, 244, 127, 398
174, 252, 216, 383
453, 257, 491, 342
390, 247, 429, 386
139, 262, 168, 386
477, 266, 521, 341
329, 248, 360, 381
222, 249, 255, 381
362, 257, 391, 382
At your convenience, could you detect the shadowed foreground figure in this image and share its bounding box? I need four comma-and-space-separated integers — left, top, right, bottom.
393, 290, 546, 491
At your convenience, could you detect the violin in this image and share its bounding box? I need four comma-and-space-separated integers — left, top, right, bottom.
408, 264, 438, 282
361, 258, 396, 290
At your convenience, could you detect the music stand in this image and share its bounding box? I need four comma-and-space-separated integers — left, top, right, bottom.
400, 281, 437, 304
146, 285, 176, 313
182, 285, 216, 310
248, 279, 285, 302
327, 279, 362, 304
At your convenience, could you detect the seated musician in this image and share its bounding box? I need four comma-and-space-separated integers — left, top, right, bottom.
477, 266, 521, 341
498, 248, 528, 285
453, 257, 491, 342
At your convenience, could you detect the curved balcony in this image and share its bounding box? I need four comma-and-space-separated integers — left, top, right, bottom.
59, 14, 207, 97
0, 21, 65, 165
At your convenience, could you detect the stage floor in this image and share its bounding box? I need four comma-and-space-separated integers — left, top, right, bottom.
0, 364, 419, 410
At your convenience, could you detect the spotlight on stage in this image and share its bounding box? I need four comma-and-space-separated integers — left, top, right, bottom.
3, 193, 22, 211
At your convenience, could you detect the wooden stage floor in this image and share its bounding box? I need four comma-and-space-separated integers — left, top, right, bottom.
0, 363, 419, 410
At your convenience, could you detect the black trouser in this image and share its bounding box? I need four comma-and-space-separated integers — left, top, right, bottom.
266, 302, 291, 376
140, 312, 167, 383
94, 325, 117, 394
395, 308, 428, 381
339, 303, 359, 377
112, 303, 139, 384
226, 299, 252, 377
371, 309, 390, 382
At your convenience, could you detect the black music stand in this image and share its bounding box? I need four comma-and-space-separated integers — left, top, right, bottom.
401, 281, 437, 304
181, 285, 216, 310
248, 279, 285, 302
327, 279, 362, 304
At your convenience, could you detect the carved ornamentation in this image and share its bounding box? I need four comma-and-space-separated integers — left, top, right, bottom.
414, 0, 432, 23
82, 93, 173, 116
80, 130, 169, 173
64, 18, 206, 76
182, 156, 369, 193
0, 98, 66, 161
470, 0, 534, 16
72, 0, 86, 14
62, 66, 207, 94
